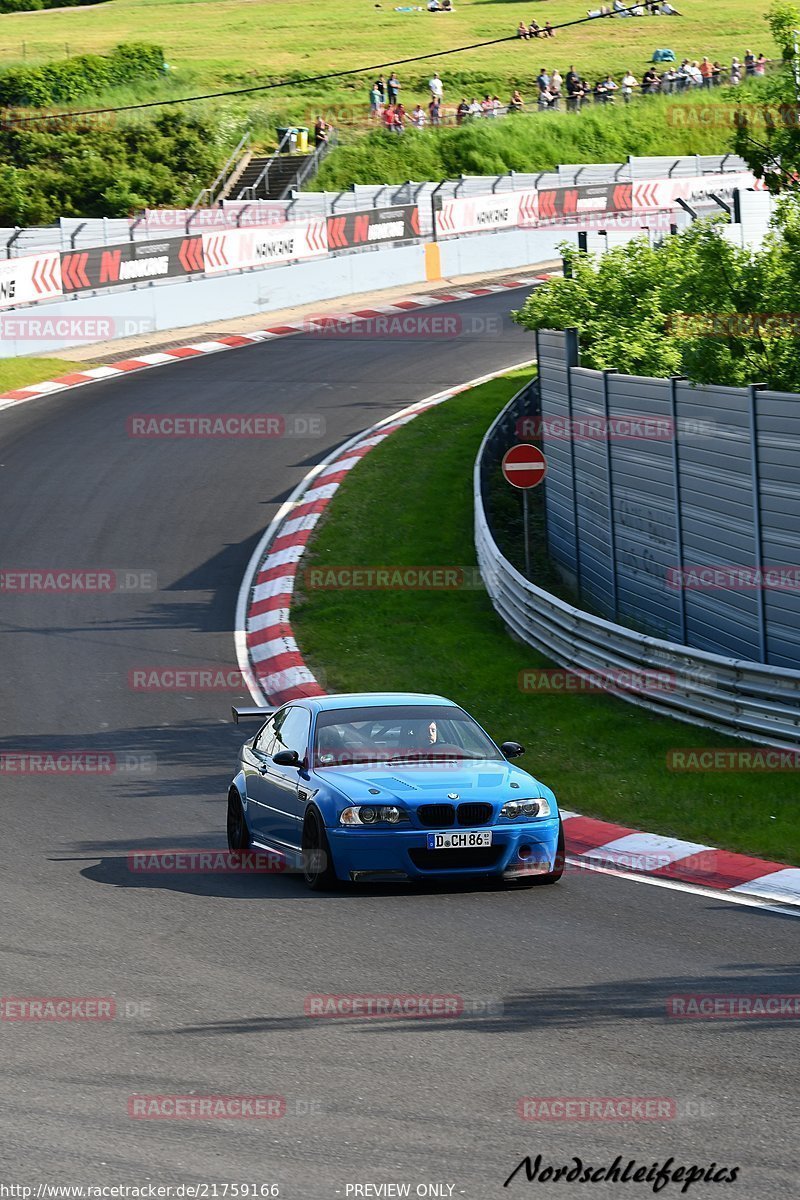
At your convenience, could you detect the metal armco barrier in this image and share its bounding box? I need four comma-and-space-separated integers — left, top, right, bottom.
0, 154, 761, 315
474, 375, 800, 749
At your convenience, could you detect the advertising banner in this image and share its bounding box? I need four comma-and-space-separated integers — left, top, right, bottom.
537, 183, 633, 221
632, 173, 759, 211
0, 251, 62, 310
326, 205, 420, 249
60, 237, 205, 294
202, 220, 328, 274
436, 191, 538, 237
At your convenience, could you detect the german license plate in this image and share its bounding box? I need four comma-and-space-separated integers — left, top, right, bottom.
427, 830, 492, 850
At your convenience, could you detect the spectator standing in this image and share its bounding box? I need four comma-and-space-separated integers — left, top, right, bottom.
508, 88, 525, 112
566, 69, 582, 111
481, 94, 495, 116
551, 67, 563, 94
468, 97, 482, 117
429, 72, 444, 102
660, 66, 676, 93
700, 57, 713, 87
621, 69, 638, 102
755, 53, 768, 75
744, 50, 755, 77
712, 61, 722, 85
314, 115, 331, 147
730, 57, 742, 84
536, 66, 550, 95
428, 95, 442, 125
369, 81, 383, 120
411, 103, 426, 127
375, 75, 386, 104
603, 74, 618, 101
456, 97, 470, 124
382, 103, 396, 132
642, 65, 659, 93
387, 72, 401, 104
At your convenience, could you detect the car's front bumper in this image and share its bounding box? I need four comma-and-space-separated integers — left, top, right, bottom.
327, 818, 561, 882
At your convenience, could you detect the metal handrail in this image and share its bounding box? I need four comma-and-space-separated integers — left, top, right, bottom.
238, 127, 297, 202
283, 132, 337, 198
474, 380, 800, 748
192, 132, 251, 209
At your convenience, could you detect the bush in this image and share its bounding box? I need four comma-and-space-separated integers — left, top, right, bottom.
512, 206, 800, 393
0, 0, 106, 11
0, 42, 164, 108
0, 111, 222, 223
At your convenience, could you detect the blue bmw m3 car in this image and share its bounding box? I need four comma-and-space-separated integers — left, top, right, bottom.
227, 692, 564, 890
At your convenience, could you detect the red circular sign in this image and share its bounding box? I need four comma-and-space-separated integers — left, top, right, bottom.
501, 443, 547, 490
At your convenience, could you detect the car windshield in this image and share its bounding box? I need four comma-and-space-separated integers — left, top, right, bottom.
313, 704, 503, 767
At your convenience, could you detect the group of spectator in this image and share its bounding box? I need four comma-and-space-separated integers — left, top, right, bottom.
365, 45, 772, 131
369, 71, 448, 130
528, 52, 770, 110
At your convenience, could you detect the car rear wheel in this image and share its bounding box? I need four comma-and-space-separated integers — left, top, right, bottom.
227, 791, 249, 852
517, 818, 565, 887
302, 809, 339, 891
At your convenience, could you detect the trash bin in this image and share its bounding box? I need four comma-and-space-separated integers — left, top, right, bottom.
276, 126, 298, 152
296, 127, 309, 152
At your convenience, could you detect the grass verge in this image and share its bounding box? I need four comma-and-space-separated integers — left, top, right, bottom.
292, 368, 798, 865
0, 356, 95, 392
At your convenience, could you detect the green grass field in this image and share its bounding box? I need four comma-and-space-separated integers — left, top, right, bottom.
0, 357, 93, 392
0, 0, 779, 127
291, 369, 798, 866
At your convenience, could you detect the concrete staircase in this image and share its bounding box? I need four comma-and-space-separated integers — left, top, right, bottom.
231, 154, 310, 201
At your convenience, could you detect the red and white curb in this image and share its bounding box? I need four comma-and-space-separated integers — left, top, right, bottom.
0, 275, 550, 414
235, 370, 800, 913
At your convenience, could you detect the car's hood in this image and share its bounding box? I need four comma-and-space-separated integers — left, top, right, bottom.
313, 760, 549, 805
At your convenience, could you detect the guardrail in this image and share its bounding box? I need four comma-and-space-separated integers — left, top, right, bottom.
0, 153, 751, 258
474, 377, 800, 748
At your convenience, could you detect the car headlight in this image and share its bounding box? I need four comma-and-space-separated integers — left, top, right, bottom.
501, 798, 552, 819
339, 805, 409, 826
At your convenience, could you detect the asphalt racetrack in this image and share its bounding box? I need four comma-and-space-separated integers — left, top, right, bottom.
0, 288, 797, 1198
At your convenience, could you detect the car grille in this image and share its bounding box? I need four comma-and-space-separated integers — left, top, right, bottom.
457, 802, 493, 826
417, 803, 456, 827
409, 847, 503, 871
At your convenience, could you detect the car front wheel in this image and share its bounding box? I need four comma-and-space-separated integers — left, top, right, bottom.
302, 809, 339, 891
227, 791, 249, 852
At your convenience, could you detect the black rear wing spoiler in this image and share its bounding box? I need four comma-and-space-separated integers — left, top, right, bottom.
232, 706, 274, 724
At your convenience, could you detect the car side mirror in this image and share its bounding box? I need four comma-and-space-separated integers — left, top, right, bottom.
500, 740, 525, 759
272, 749, 301, 768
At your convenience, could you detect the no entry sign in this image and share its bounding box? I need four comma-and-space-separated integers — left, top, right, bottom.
501, 443, 547, 490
